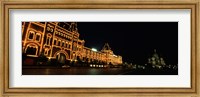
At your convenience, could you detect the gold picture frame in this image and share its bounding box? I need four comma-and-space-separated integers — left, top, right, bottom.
0, 0, 199, 97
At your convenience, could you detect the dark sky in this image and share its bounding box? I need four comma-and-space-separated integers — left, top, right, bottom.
77, 22, 178, 65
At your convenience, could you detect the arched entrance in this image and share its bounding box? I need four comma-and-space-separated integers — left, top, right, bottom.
53, 51, 69, 66
56, 53, 66, 65
25, 44, 38, 55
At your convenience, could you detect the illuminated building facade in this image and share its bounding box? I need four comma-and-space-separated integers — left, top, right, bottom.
22, 22, 122, 65
147, 49, 166, 69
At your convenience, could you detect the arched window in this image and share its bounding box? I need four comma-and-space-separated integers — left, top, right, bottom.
58, 40, 61, 46
35, 33, 41, 42
60, 41, 63, 47
72, 53, 76, 60
44, 48, 49, 55
66, 42, 68, 48
28, 31, 35, 40
46, 34, 52, 46
62, 41, 65, 47
53, 38, 57, 45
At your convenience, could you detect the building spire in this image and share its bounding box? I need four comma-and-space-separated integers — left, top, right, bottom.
102, 43, 111, 51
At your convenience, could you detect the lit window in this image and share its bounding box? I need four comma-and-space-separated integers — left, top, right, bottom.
54, 39, 57, 45
58, 40, 61, 46
35, 33, 41, 42
28, 31, 35, 40
62, 41, 65, 47
66, 42, 68, 48
46, 34, 52, 45
44, 49, 49, 55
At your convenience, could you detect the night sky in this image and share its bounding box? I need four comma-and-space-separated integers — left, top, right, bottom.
77, 22, 178, 65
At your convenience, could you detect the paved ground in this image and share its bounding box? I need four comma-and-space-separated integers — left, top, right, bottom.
22, 66, 131, 75
22, 66, 178, 75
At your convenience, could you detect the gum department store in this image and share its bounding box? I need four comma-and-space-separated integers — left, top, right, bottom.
22, 22, 122, 67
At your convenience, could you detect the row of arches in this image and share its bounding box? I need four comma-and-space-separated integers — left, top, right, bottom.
24, 43, 108, 66
24, 43, 83, 62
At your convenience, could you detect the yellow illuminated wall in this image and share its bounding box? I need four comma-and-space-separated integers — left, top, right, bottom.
22, 22, 122, 65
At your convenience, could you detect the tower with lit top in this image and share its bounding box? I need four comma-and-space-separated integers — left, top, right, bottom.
101, 43, 122, 65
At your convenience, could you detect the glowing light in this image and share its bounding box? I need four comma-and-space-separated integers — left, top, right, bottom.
113, 55, 117, 57
91, 48, 97, 52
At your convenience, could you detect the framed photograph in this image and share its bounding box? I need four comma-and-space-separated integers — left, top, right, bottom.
1, 0, 199, 97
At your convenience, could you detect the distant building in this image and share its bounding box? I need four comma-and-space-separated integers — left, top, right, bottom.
147, 49, 166, 69
22, 22, 122, 66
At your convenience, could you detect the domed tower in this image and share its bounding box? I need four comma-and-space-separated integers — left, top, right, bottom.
148, 49, 166, 69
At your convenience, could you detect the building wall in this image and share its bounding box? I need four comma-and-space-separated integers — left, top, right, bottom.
22, 22, 123, 65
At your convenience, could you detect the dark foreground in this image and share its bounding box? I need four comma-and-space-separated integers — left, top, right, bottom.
22, 66, 178, 75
